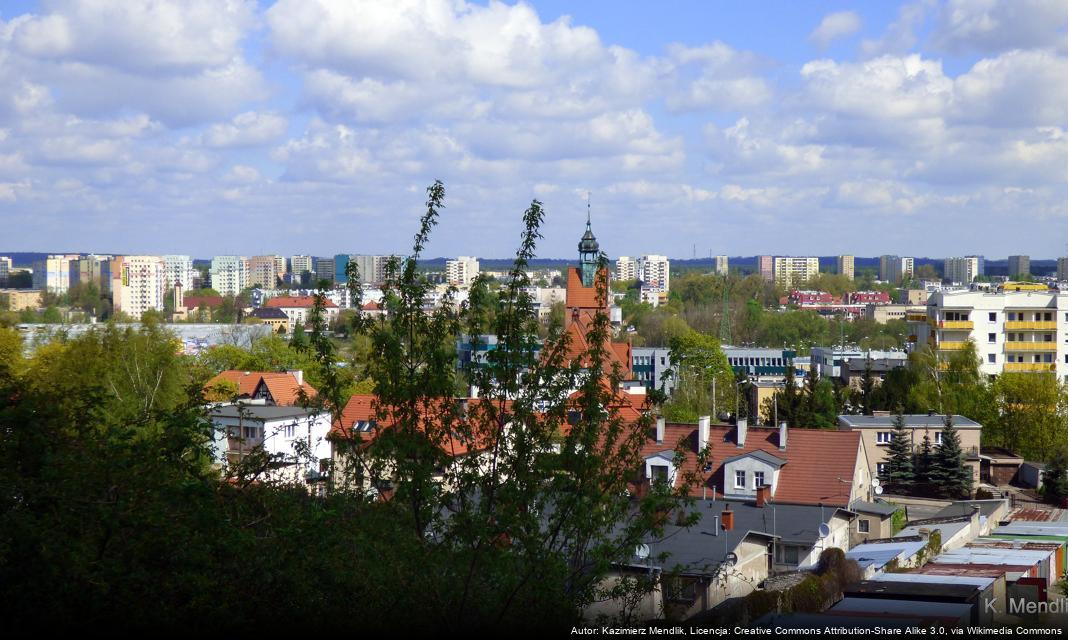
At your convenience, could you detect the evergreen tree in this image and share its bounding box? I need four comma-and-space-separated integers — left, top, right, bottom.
915, 430, 934, 495
1043, 446, 1068, 504
885, 408, 914, 493
932, 414, 973, 498
859, 358, 875, 416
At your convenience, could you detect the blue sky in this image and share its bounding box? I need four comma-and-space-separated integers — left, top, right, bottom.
1, 0, 1068, 259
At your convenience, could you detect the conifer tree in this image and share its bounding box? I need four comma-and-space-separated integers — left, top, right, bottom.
915, 430, 934, 495
885, 408, 914, 493
932, 414, 973, 498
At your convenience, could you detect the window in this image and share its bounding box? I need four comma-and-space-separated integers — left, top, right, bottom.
283, 425, 295, 438
651, 464, 670, 485
989, 312, 997, 322
754, 471, 765, 489
935, 432, 944, 445
876, 431, 892, 444
735, 470, 746, 489
988, 354, 996, 364
858, 519, 870, 533
242, 426, 258, 439
988, 333, 996, 343
775, 544, 801, 565
877, 462, 888, 477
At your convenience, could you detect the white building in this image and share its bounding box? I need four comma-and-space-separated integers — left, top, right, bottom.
162, 255, 196, 292
909, 288, 1068, 380
879, 255, 914, 284
615, 256, 638, 281
773, 256, 819, 288
32, 254, 79, 294
210, 256, 248, 297
445, 256, 480, 286
291, 255, 314, 277
838, 255, 854, 280
113, 255, 166, 318
209, 404, 333, 483
638, 255, 670, 293
944, 256, 981, 285
714, 255, 729, 276
263, 295, 340, 328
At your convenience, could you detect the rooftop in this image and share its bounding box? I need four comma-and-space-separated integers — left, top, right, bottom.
837, 414, 981, 429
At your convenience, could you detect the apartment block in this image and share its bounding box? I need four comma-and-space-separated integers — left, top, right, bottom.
335, 254, 389, 285
0, 256, 12, 284
638, 255, 670, 293
162, 255, 196, 293
615, 256, 638, 281
69, 254, 112, 292
247, 255, 280, 289
909, 288, 1068, 379
773, 256, 819, 288
445, 256, 480, 286
0, 288, 42, 311
314, 257, 335, 284
944, 256, 981, 285
757, 255, 774, 283
32, 254, 79, 294
291, 255, 314, 277
210, 256, 248, 297
112, 255, 166, 318
1008, 255, 1031, 279
878, 255, 914, 284
837, 255, 854, 280
714, 255, 729, 276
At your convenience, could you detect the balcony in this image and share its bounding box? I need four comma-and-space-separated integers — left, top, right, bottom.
1004, 362, 1056, 373
1004, 342, 1057, 352
939, 320, 974, 330
906, 313, 928, 323
1004, 321, 1057, 330
938, 341, 969, 351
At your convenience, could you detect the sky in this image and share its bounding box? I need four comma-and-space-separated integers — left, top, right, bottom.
2, 0, 1068, 259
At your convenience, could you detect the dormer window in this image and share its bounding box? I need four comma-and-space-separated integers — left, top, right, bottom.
650, 464, 670, 485
645, 452, 676, 486
735, 470, 746, 489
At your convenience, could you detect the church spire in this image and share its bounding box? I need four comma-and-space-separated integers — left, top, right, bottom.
578, 192, 599, 287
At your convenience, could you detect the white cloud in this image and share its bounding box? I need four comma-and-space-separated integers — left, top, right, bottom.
809, 11, 862, 49
932, 0, 1068, 54
203, 112, 288, 148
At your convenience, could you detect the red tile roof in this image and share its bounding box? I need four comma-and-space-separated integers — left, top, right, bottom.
264, 295, 338, 309
638, 423, 863, 507
565, 266, 607, 310
184, 295, 224, 309
205, 370, 317, 406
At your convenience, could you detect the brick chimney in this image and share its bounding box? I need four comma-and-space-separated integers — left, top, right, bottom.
698, 415, 710, 451
721, 507, 734, 531
756, 485, 770, 507
736, 418, 748, 448
779, 421, 788, 451
656, 416, 665, 444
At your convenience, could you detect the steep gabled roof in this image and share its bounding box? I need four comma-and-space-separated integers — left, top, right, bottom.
205, 370, 317, 407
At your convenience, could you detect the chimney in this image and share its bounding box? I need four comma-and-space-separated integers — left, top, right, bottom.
656, 416, 665, 444
756, 485, 769, 507
698, 415, 710, 451
779, 421, 788, 451
721, 507, 734, 531
736, 418, 748, 448
288, 370, 303, 386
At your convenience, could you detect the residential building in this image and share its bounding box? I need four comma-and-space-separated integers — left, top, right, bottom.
865, 303, 926, 324
757, 255, 774, 282
899, 289, 929, 305
638, 255, 670, 293
879, 255, 914, 284
249, 307, 289, 334
32, 254, 79, 293
615, 256, 638, 281
811, 347, 908, 380
714, 255, 728, 276
723, 346, 799, 381
838, 414, 982, 485
773, 256, 819, 288
263, 295, 339, 329
846, 291, 891, 305
837, 255, 855, 280
631, 347, 673, 394
1008, 255, 1031, 279
204, 370, 317, 406
908, 288, 1068, 378
1058, 258, 1068, 282
273, 255, 286, 279
314, 257, 335, 284
945, 256, 982, 285
111, 255, 166, 318
210, 256, 248, 296
162, 255, 196, 292
208, 404, 332, 483
247, 255, 280, 289
445, 256, 480, 286
0, 256, 10, 285
69, 254, 112, 291
0, 289, 42, 311
291, 255, 314, 278
335, 254, 389, 285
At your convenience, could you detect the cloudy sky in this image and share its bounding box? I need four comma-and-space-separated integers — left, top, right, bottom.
2, 0, 1068, 259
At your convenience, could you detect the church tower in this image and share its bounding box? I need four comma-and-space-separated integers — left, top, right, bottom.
577, 203, 600, 288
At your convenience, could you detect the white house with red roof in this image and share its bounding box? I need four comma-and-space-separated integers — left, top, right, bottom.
262, 295, 339, 329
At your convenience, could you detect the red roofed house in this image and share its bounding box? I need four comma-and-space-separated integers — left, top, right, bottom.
263, 295, 339, 330
205, 369, 317, 406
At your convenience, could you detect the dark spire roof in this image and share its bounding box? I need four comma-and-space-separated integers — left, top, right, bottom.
578, 196, 599, 254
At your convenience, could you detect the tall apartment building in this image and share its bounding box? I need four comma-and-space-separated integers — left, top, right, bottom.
638, 255, 670, 292
837, 255, 854, 280
773, 256, 819, 288
314, 257, 335, 284
162, 255, 196, 292
32, 254, 79, 294
445, 256, 480, 286
1058, 258, 1068, 282
335, 254, 389, 285
247, 255, 280, 289
210, 256, 248, 297
112, 256, 166, 318
909, 288, 1068, 379
273, 255, 286, 279
0, 257, 10, 284
878, 255, 914, 284
615, 256, 638, 281
714, 255, 729, 276
291, 255, 314, 277
757, 255, 774, 283
1008, 255, 1031, 279
944, 256, 981, 285
69, 254, 112, 291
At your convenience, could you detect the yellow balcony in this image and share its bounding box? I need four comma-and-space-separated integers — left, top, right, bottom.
1004, 342, 1057, 352
1004, 362, 1056, 373
1005, 321, 1057, 330
938, 341, 969, 351
906, 313, 928, 322
939, 320, 974, 330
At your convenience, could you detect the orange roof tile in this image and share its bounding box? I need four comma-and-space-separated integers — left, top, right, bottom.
204, 370, 317, 407
565, 267, 608, 310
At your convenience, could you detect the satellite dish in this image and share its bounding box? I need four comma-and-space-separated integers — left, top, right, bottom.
875, 486, 884, 495
635, 544, 650, 560
818, 523, 831, 538
871, 478, 881, 488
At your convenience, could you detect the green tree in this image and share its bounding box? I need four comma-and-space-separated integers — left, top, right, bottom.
859, 358, 875, 416
1042, 446, 1068, 503
662, 330, 735, 422
915, 431, 935, 495
885, 409, 914, 493
931, 414, 973, 499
